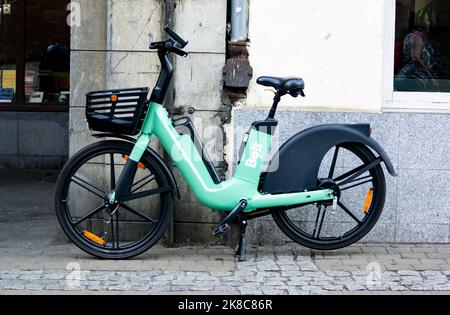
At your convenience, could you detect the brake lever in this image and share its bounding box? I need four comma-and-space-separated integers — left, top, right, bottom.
149, 41, 165, 50
170, 46, 189, 57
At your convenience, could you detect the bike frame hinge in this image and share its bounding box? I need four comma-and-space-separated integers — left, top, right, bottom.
107, 191, 116, 204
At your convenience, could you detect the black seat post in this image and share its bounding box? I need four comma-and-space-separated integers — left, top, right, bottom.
267, 92, 283, 119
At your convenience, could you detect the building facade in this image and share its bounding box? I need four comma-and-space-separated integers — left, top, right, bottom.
236, 0, 449, 244
1, 0, 448, 244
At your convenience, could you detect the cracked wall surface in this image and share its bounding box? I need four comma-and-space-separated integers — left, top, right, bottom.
69, 0, 229, 244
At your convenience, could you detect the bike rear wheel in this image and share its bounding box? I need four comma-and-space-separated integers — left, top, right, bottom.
55, 140, 174, 259
272, 142, 386, 250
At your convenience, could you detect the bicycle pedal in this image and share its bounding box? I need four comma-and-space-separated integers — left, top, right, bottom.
213, 223, 231, 237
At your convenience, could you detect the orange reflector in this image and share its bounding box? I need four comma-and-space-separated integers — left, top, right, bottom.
122, 155, 145, 169
83, 230, 106, 246
111, 95, 118, 102
363, 188, 373, 213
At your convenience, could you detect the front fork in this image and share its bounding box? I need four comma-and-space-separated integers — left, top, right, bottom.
108, 133, 152, 203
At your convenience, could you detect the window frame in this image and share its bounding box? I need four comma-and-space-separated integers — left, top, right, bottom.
0, 0, 69, 112
382, 0, 450, 113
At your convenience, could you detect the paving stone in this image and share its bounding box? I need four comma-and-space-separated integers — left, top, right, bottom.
1, 244, 450, 294
411, 247, 439, 253
1, 280, 26, 290
433, 284, 450, 291
344, 283, 366, 291
261, 287, 286, 295
410, 285, 433, 291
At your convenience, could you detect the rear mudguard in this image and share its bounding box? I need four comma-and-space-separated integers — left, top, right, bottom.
261, 124, 397, 194
92, 133, 180, 198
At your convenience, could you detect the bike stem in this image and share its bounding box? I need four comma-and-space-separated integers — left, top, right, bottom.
110, 133, 153, 203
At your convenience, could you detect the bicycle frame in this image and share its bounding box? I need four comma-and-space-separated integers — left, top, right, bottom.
122, 101, 334, 212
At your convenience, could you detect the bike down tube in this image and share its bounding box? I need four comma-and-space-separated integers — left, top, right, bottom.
130, 102, 334, 211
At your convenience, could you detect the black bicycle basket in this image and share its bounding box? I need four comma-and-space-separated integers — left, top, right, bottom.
85, 87, 150, 135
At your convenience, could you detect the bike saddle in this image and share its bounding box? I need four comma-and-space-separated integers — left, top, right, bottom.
257, 76, 305, 97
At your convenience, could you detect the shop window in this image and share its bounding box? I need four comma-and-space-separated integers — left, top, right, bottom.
394, 0, 450, 93
0, 0, 16, 104
0, 0, 70, 111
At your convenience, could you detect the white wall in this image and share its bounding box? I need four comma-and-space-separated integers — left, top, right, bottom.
246, 0, 386, 112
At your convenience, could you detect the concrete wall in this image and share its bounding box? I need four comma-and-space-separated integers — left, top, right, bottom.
0, 112, 68, 169
171, 0, 228, 242
246, 0, 386, 111
70, 0, 228, 243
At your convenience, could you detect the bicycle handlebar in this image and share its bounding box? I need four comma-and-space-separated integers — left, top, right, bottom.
149, 25, 189, 57
164, 25, 188, 48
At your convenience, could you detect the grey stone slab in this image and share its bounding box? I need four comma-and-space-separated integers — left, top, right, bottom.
395, 223, 449, 243
398, 113, 450, 170
106, 51, 160, 89
18, 119, 68, 156
71, 0, 107, 50
276, 110, 347, 144
0, 120, 18, 155
174, 0, 227, 53
397, 169, 450, 225
360, 223, 396, 243
70, 51, 106, 108
253, 219, 290, 246
0, 156, 65, 170
344, 112, 400, 169
173, 222, 229, 244
173, 53, 225, 111
107, 0, 163, 51
69, 107, 98, 155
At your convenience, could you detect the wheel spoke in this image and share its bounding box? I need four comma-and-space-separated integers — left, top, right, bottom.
121, 185, 173, 202
334, 157, 382, 187
120, 203, 157, 223
115, 212, 120, 248
130, 174, 155, 194
73, 204, 106, 226
312, 206, 322, 238
328, 146, 340, 179
110, 213, 116, 248
316, 207, 327, 239
340, 178, 373, 191
337, 201, 361, 224
71, 175, 105, 199
110, 211, 119, 249
110, 153, 116, 190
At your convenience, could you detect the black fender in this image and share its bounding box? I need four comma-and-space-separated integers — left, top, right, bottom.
261, 124, 397, 194
92, 133, 180, 198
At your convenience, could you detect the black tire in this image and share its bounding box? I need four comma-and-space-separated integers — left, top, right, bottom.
272, 142, 386, 250
55, 140, 174, 259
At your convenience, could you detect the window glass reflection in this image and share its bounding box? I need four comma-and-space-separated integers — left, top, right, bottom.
395, 0, 450, 92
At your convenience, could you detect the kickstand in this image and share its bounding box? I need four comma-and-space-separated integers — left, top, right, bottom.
236, 218, 248, 262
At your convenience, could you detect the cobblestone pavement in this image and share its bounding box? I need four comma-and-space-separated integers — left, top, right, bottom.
0, 243, 449, 294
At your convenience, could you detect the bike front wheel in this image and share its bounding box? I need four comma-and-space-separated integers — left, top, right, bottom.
55, 140, 174, 259
272, 142, 386, 250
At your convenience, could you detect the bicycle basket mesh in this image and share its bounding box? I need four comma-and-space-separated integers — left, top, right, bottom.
85, 87, 150, 135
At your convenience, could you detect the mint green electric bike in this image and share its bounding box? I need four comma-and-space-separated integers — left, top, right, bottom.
55, 27, 397, 260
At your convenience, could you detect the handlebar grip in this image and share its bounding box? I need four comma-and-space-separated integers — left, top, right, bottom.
164, 25, 188, 48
